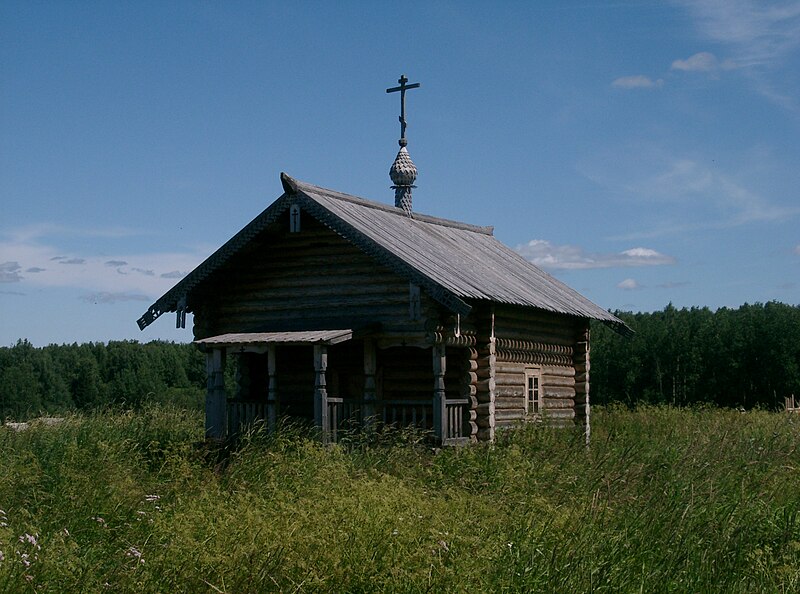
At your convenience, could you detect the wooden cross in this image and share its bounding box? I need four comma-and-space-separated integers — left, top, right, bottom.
386, 74, 420, 146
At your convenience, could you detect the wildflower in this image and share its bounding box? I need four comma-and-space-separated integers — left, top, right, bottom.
17, 533, 41, 551
126, 546, 145, 564
144, 494, 160, 502
63, 528, 70, 537
0, 550, 5, 562
392, 529, 399, 536
92, 516, 106, 526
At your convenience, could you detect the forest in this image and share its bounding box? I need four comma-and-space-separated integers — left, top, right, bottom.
591, 301, 800, 409
0, 340, 206, 420
1, 301, 798, 420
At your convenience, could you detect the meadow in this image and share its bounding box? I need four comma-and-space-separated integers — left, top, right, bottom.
1, 405, 798, 592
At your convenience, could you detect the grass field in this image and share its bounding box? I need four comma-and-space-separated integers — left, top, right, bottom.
1, 405, 798, 592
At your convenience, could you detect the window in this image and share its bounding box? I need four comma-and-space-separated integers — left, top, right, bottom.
409, 283, 421, 320
524, 368, 542, 415
289, 204, 301, 233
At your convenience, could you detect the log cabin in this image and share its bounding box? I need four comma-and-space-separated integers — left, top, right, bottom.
136, 170, 629, 445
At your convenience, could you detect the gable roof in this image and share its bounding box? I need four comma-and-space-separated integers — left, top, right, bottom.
137, 173, 629, 334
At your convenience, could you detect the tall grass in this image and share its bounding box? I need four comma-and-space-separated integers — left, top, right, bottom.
1, 404, 798, 592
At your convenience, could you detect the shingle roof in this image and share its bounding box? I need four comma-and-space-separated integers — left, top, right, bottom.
195, 330, 354, 347
137, 173, 629, 334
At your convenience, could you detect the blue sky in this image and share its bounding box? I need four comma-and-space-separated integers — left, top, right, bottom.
2, 1, 799, 346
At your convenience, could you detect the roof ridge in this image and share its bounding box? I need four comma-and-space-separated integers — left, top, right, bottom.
282, 173, 494, 236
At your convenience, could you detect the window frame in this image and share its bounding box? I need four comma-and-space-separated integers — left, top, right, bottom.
524, 367, 543, 416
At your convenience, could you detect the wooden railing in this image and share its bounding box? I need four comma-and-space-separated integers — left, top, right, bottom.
326, 397, 362, 441
445, 398, 469, 442
228, 397, 470, 444
381, 399, 431, 430
227, 400, 268, 435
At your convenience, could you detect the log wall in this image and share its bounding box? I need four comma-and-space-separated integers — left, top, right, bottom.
574, 323, 590, 442
191, 214, 438, 340
491, 305, 583, 429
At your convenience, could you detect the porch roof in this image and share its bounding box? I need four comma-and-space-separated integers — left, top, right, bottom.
195, 329, 353, 348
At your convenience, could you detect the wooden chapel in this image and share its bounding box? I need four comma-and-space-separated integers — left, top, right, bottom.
136, 76, 628, 445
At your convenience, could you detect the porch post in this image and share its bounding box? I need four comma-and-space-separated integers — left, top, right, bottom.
205, 348, 227, 440
362, 339, 377, 426
266, 344, 278, 432
313, 344, 329, 443
432, 344, 447, 444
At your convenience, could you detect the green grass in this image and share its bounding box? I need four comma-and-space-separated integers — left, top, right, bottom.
1, 404, 799, 592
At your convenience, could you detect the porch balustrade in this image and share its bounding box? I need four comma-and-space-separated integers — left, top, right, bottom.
227, 400, 269, 436
226, 397, 468, 442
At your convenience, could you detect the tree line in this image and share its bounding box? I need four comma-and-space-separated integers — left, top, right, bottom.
0, 340, 206, 421
591, 301, 800, 409
1, 302, 798, 420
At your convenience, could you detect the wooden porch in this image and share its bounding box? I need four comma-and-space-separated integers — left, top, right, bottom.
197, 330, 473, 446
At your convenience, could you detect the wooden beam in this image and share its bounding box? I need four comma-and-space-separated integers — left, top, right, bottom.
314, 345, 329, 443
432, 344, 447, 444
266, 344, 277, 431
205, 348, 226, 440
362, 339, 377, 426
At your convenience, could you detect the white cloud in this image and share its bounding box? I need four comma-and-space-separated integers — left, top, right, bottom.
617, 278, 641, 290
0, 224, 204, 298
674, 1, 800, 111
655, 159, 796, 223
81, 292, 151, 305
671, 51, 719, 71
612, 75, 664, 89
603, 156, 800, 239
516, 240, 676, 270
8, 223, 145, 243
676, 0, 800, 66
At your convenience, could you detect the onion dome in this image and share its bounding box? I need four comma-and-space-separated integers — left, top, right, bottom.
390, 147, 417, 215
